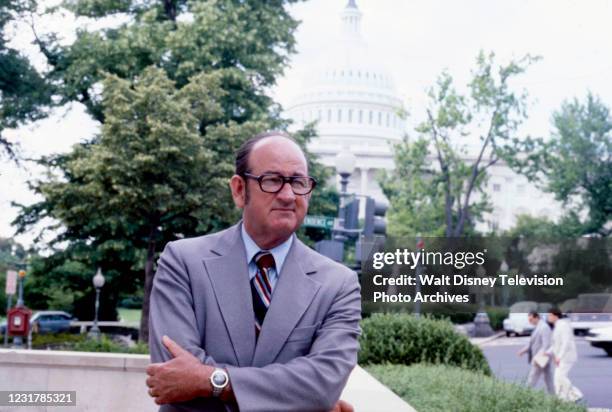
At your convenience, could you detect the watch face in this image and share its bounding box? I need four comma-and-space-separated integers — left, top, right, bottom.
212, 371, 228, 387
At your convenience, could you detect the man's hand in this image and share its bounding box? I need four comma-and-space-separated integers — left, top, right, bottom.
146, 335, 213, 405
517, 348, 526, 357
555, 356, 560, 366
329, 399, 354, 412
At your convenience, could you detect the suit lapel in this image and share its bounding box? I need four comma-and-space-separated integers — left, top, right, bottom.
203, 224, 256, 367
252, 239, 321, 367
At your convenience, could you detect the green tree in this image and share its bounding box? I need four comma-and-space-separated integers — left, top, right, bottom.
382, 51, 538, 237
380, 137, 448, 237
515, 94, 612, 236
16, 0, 340, 342
34, 0, 300, 126
0, 0, 52, 160
505, 213, 585, 239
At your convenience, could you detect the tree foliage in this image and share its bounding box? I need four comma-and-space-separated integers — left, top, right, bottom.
35, 0, 301, 125
514, 93, 612, 236
0, 0, 52, 160
382, 51, 538, 237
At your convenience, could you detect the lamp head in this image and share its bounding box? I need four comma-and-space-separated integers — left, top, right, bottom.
93, 267, 105, 288
335, 151, 356, 177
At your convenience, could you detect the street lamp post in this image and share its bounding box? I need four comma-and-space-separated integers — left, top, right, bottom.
334, 150, 357, 232
473, 264, 493, 337
13, 270, 27, 348
88, 268, 105, 340
414, 236, 425, 318
16, 270, 26, 307
498, 260, 509, 307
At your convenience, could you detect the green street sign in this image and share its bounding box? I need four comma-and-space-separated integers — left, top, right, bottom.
303, 215, 335, 230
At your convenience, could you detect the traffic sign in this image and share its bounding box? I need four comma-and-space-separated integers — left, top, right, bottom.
303, 215, 335, 230
5, 270, 17, 295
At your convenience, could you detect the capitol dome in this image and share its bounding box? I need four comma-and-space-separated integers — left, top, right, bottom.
287, 1, 405, 170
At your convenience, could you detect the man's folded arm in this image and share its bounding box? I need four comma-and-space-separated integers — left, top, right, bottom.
226, 272, 361, 412
149, 241, 219, 366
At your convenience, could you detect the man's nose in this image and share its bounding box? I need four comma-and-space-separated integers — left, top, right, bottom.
276, 181, 296, 202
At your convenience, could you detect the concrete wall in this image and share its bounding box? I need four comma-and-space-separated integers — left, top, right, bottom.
0, 348, 414, 412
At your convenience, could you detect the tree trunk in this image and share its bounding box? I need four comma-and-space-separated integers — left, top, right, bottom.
139, 227, 158, 342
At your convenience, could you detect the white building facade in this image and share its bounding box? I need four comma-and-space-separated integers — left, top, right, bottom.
285, 0, 561, 232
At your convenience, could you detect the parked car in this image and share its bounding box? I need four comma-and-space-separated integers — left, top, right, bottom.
503, 301, 552, 337
30, 311, 77, 334
585, 325, 612, 356
0, 311, 77, 335
569, 293, 612, 336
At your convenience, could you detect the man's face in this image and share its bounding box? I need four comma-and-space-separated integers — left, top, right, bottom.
528, 314, 538, 326
547, 313, 558, 324
230, 136, 310, 249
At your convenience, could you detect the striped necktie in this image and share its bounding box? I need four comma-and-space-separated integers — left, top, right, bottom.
251, 251, 276, 337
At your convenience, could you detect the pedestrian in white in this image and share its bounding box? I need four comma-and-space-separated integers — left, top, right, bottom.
546, 307, 583, 402
518, 311, 554, 394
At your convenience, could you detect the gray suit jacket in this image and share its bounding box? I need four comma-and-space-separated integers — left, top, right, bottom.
149, 223, 362, 412
524, 319, 552, 364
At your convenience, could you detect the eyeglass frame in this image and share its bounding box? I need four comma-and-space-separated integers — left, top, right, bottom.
241, 172, 317, 195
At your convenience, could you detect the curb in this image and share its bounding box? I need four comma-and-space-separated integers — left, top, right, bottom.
470, 331, 505, 347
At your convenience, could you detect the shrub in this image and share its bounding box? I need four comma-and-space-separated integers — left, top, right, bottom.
359, 313, 491, 375
25, 332, 148, 354
72, 335, 149, 354
362, 303, 509, 329
366, 364, 586, 412
31, 332, 83, 349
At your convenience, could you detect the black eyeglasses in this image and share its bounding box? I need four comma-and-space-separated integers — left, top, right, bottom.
242, 173, 317, 195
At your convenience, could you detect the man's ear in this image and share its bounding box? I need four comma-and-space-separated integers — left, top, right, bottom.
230, 175, 246, 209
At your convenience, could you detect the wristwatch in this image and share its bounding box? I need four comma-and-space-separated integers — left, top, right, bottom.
210, 368, 229, 397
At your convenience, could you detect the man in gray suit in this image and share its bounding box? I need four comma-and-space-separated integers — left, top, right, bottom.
518, 311, 554, 394
145, 132, 361, 412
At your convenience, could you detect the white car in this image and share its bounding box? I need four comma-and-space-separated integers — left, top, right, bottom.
569, 293, 612, 336
585, 325, 612, 356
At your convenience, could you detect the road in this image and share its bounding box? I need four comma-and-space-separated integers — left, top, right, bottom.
482, 336, 612, 409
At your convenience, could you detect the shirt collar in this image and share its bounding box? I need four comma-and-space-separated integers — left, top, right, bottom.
241, 223, 294, 274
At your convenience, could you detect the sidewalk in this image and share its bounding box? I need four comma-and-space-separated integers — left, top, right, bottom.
342, 366, 416, 412
470, 331, 505, 346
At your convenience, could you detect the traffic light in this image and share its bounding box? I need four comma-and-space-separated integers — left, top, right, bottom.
363, 197, 387, 236
344, 198, 360, 230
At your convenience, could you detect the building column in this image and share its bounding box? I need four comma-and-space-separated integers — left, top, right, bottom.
360, 167, 368, 196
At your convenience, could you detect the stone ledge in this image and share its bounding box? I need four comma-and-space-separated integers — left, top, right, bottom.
0, 348, 149, 372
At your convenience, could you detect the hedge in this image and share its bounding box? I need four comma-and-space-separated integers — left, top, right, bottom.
6, 332, 149, 354
359, 313, 491, 375
362, 302, 509, 330
366, 363, 586, 412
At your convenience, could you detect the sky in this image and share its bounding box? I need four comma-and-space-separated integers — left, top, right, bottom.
2, 0, 611, 247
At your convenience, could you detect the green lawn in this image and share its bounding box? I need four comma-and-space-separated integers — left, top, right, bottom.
117, 308, 141, 324
367, 364, 586, 412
